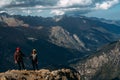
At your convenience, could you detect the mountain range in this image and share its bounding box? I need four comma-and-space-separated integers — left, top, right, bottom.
0, 12, 120, 77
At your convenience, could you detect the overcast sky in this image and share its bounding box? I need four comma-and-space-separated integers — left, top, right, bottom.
0, 0, 120, 20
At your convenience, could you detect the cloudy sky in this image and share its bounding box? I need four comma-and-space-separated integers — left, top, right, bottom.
0, 0, 120, 20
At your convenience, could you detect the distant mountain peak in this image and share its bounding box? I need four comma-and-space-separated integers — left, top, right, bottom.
0, 13, 29, 27
0, 12, 9, 16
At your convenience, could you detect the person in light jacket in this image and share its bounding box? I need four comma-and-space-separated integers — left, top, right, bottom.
30, 49, 38, 70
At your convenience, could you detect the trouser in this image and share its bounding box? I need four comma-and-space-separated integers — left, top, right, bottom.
17, 60, 25, 70
32, 61, 38, 70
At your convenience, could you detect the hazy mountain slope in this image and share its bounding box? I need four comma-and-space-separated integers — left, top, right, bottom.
71, 40, 120, 80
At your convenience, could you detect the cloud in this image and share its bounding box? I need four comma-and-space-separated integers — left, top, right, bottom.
0, 0, 119, 16
49, 0, 93, 16
95, 0, 119, 9
0, 0, 12, 7
37, 10, 42, 12
50, 10, 65, 15
35, 5, 44, 9
57, 0, 93, 7
22, 10, 32, 14
50, 7, 92, 16
0, 10, 6, 13
65, 8, 92, 15
3, 0, 57, 8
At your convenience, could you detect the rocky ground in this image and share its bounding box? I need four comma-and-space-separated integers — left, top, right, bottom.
0, 69, 80, 80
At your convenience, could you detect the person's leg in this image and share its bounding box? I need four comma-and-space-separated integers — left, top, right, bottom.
21, 60, 25, 69
35, 63, 38, 70
17, 61, 21, 70
32, 61, 35, 70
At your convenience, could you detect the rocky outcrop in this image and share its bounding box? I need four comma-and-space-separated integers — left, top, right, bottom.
71, 40, 120, 80
0, 14, 29, 27
49, 26, 87, 51
0, 69, 80, 80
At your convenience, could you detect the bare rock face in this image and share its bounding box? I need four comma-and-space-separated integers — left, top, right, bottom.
0, 69, 80, 80
49, 26, 87, 51
0, 15, 29, 27
71, 41, 120, 80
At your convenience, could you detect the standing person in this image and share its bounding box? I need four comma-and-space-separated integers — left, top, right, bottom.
14, 47, 25, 70
30, 49, 38, 70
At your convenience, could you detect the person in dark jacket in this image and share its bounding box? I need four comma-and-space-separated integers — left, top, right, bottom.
14, 47, 25, 70
30, 49, 38, 70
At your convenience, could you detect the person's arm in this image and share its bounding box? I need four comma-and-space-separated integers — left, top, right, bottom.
14, 52, 17, 63
36, 55, 38, 64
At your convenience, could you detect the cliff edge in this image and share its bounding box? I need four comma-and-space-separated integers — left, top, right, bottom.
0, 69, 80, 80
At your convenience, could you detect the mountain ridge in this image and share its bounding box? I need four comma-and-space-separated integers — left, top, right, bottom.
1, 13, 120, 73
71, 40, 120, 80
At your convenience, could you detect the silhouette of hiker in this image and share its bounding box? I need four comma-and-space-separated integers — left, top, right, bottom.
14, 47, 25, 70
30, 49, 38, 70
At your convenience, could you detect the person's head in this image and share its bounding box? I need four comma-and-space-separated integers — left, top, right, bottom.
32, 49, 36, 54
16, 47, 20, 52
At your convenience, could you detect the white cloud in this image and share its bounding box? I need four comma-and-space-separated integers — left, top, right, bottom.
0, 0, 12, 7
0, 11, 6, 13
53, 0, 93, 16
95, 0, 119, 10
35, 5, 44, 9
22, 10, 32, 14
19, 7, 26, 10
37, 10, 42, 12
0, 0, 119, 17
57, 0, 92, 7
50, 10, 65, 15
14, 1, 25, 5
